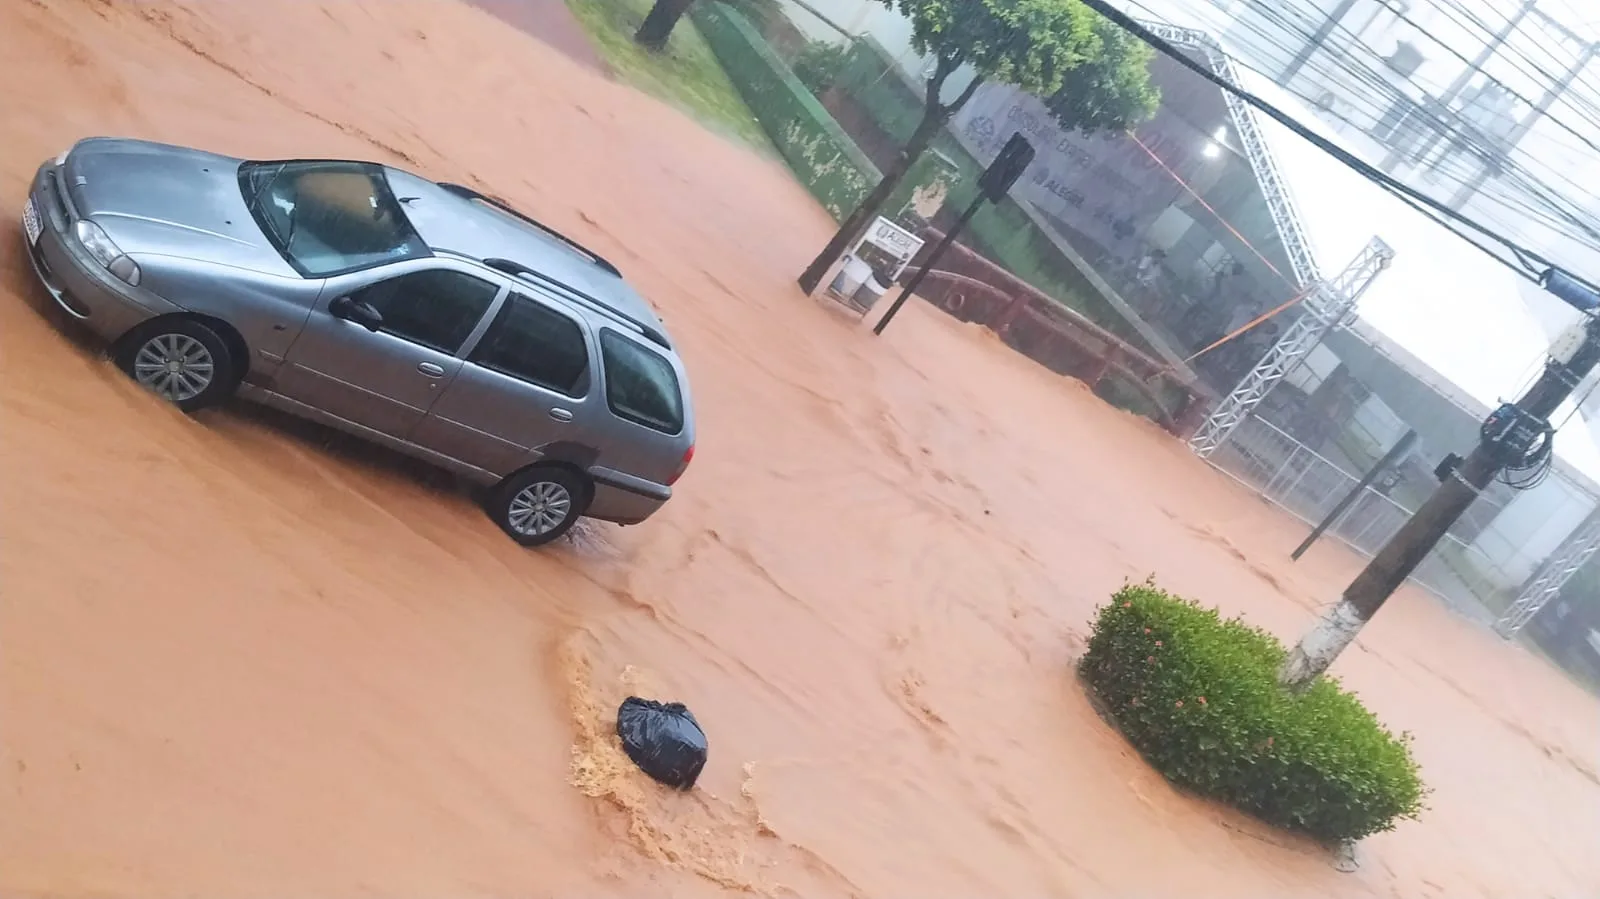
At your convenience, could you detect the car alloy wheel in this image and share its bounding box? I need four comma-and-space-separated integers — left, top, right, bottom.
132, 332, 216, 403
491, 465, 589, 547
115, 317, 237, 414
507, 480, 574, 537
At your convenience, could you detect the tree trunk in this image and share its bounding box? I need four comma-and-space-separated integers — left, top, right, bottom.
797, 64, 982, 296
635, 0, 695, 52
797, 113, 944, 295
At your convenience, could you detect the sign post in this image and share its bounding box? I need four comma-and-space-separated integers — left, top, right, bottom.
873, 132, 1036, 336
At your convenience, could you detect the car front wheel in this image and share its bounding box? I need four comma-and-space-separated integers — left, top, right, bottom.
115, 318, 237, 413
489, 466, 590, 547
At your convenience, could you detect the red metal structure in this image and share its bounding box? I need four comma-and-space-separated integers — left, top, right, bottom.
903, 228, 1213, 435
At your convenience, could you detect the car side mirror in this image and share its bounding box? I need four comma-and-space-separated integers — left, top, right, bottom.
329, 295, 384, 332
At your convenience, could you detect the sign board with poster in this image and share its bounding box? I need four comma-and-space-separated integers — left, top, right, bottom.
826, 216, 927, 314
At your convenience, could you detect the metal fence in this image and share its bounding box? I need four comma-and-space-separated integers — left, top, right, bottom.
1207, 415, 1519, 624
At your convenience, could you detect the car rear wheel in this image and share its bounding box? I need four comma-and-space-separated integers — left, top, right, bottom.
115, 318, 237, 413
489, 466, 590, 547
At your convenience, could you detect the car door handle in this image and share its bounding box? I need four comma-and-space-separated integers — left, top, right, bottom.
549, 407, 574, 423
417, 362, 446, 377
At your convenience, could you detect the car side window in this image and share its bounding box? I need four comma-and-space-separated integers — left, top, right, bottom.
599, 329, 684, 434
469, 293, 591, 397
348, 269, 499, 354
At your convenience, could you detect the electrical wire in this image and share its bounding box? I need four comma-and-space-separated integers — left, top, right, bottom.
1182, 0, 1600, 251
1427, 0, 1600, 121
1500, 415, 1557, 489
1501, 435, 1555, 489
1083, 0, 1589, 289
1121, 2, 1600, 266
1163, 0, 1600, 250
1369, 1, 1600, 150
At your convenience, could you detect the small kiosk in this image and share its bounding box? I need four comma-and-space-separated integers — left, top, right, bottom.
826, 216, 925, 315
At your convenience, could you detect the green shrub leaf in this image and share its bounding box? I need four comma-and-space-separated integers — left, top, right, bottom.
1080, 582, 1427, 844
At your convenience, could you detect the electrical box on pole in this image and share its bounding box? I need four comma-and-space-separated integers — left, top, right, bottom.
1281, 270, 1600, 688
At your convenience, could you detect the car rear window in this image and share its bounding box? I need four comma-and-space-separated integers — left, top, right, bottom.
599, 329, 684, 435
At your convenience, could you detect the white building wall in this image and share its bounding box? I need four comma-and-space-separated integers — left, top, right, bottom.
1349, 393, 1409, 449
1283, 343, 1341, 393
1470, 473, 1597, 585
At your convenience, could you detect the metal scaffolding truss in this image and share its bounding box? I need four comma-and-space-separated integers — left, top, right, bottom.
1189, 239, 1395, 457
1133, 19, 1399, 458
1495, 511, 1600, 637
1137, 20, 1321, 288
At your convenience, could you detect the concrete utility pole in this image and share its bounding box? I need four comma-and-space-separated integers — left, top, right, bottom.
1280, 0, 1362, 84
1280, 311, 1600, 689
1448, 43, 1598, 209
1381, 0, 1537, 171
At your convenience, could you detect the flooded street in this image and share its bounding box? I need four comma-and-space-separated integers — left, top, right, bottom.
0, 1, 1596, 897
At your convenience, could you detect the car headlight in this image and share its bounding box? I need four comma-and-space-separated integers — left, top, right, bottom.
73, 220, 141, 287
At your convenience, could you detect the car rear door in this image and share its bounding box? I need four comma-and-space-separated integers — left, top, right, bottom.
410, 288, 596, 477
276, 260, 506, 439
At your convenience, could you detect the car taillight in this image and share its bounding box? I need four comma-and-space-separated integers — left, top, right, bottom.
668, 444, 694, 486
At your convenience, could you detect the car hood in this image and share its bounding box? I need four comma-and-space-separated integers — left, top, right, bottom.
63, 138, 299, 279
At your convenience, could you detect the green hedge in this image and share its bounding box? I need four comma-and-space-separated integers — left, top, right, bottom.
690, 2, 880, 220
1080, 582, 1426, 844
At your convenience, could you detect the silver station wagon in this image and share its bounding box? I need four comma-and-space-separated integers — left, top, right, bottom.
22, 137, 695, 546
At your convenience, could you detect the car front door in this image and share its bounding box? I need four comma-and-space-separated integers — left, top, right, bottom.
277, 262, 506, 438
411, 289, 595, 477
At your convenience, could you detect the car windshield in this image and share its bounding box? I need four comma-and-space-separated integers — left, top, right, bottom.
239, 160, 430, 277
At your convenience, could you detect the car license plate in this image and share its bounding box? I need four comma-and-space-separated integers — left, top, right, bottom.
22, 197, 42, 246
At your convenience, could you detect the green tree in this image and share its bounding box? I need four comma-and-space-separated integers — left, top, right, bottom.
797, 0, 1159, 294
1042, 14, 1159, 136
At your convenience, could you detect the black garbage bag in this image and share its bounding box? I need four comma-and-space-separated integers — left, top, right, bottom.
615, 696, 707, 790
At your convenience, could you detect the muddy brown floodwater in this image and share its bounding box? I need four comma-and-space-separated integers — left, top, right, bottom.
0, 2, 1596, 897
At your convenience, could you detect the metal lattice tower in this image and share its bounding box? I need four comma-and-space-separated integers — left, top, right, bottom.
1495, 511, 1600, 637
1140, 21, 1321, 288
1189, 239, 1395, 457
1116, 20, 1398, 457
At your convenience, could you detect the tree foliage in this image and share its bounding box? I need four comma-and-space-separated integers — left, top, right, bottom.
1045, 13, 1160, 134
889, 0, 1094, 96
885, 0, 1157, 117
798, 0, 1161, 291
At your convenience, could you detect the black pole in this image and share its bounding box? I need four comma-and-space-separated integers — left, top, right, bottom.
873, 193, 986, 336
1281, 316, 1600, 687
1279, 0, 1360, 83
1292, 429, 1417, 561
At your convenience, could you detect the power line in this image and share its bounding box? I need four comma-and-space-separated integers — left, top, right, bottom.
1159, 0, 1600, 255
1209, 0, 1600, 192
1376, 1, 1600, 146
1424, 0, 1600, 128
1175, 0, 1600, 255
1083, 0, 1592, 290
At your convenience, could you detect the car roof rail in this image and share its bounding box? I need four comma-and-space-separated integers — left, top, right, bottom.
481, 257, 673, 351
436, 182, 623, 278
